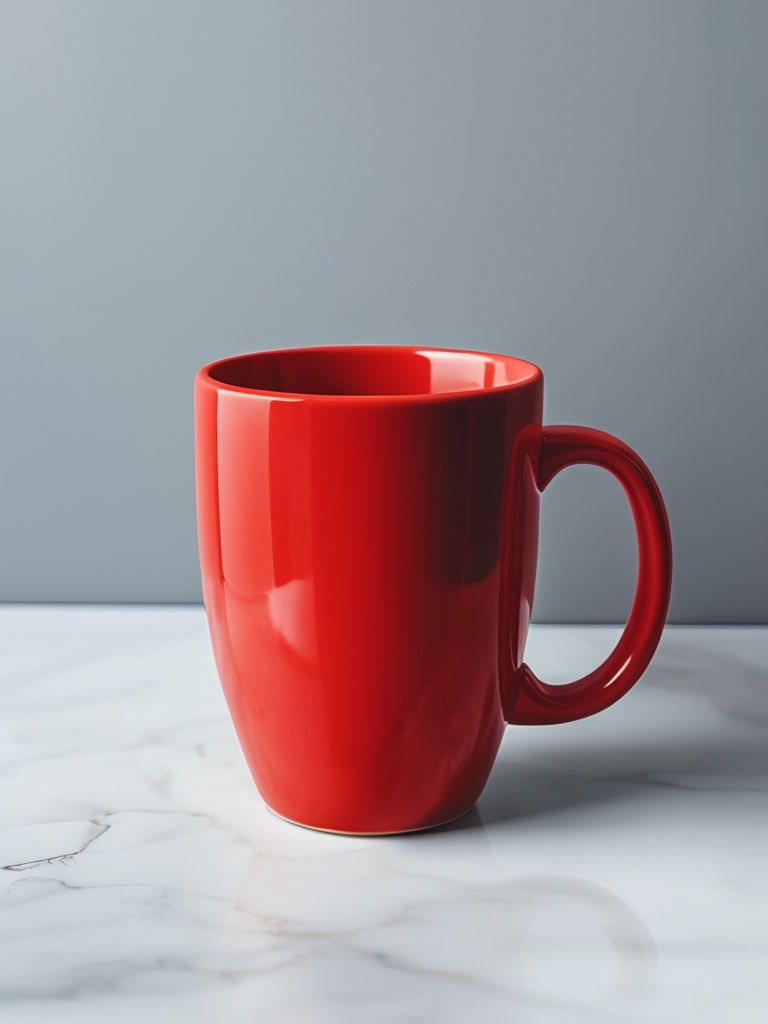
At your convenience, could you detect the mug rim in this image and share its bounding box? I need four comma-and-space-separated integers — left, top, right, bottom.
196, 344, 542, 404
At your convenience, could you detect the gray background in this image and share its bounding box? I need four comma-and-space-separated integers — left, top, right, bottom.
1, 1, 766, 622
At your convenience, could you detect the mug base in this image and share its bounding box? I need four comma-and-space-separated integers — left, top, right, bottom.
263, 801, 477, 836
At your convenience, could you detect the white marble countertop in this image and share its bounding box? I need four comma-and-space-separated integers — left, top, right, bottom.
1, 607, 766, 1023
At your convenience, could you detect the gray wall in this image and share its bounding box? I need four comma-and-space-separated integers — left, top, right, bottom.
1, 1, 766, 622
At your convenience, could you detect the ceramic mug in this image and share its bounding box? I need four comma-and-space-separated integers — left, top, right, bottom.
195, 346, 672, 834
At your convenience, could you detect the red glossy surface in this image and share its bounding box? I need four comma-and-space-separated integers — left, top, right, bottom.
195, 346, 672, 833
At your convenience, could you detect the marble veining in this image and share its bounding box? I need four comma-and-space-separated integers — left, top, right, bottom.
1, 607, 766, 1023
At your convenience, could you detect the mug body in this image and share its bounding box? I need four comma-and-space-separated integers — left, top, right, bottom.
195, 346, 543, 833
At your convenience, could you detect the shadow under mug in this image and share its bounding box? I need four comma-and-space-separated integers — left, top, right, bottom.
194, 346, 672, 834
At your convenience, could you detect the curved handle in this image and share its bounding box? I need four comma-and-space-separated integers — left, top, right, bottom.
506, 425, 672, 725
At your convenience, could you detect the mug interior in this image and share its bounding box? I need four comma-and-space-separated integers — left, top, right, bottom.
206, 346, 539, 398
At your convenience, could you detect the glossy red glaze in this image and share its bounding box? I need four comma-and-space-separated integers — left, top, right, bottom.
195, 346, 672, 834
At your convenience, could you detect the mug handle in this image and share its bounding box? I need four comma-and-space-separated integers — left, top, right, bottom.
503, 425, 672, 725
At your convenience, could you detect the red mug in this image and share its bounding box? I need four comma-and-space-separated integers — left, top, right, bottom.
195, 346, 671, 834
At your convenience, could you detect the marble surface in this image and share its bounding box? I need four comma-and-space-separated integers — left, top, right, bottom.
1, 606, 766, 1023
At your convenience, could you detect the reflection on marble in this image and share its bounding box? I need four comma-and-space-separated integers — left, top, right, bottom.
0, 608, 766, 1023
